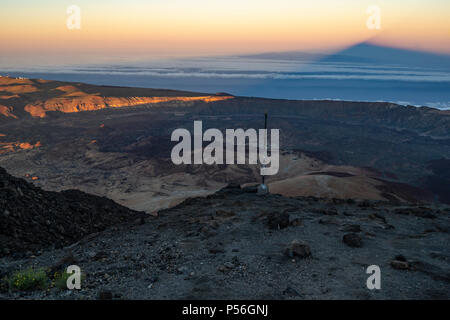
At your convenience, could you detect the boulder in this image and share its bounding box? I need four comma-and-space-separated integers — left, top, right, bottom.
285, 240, 311, 259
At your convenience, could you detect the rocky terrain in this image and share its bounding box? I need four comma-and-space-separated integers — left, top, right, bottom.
0, 167, 145, 258
0, 76, 448, 300
0, 76, 448, 212
0, 183, 449, 300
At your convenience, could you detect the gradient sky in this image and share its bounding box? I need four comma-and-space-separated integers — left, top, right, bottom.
1, 0, 449, 61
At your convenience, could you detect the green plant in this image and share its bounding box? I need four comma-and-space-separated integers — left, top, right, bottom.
52, 270, 71, 290
8, 267, 49, 291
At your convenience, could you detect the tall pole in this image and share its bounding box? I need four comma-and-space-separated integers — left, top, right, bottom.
258, 111, 269, 195
262, 111, 267, 186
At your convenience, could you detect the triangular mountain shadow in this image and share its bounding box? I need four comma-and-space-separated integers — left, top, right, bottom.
319, 42, 450, 69
242, 42, 450, 69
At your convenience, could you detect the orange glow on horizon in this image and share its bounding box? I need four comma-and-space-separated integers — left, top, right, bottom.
1, 1, 449, 57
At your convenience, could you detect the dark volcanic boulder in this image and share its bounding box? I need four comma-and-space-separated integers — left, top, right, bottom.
285, 240, 312, 259
0, 167, 145, 257
266, 212, 290, 230
342, 233, 363, 248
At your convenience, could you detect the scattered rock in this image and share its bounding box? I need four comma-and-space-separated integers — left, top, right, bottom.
92, 251, 108, 261
368, 213, 387, 224
408, 261, 450, 283
217, 262, 234, 272
266, 212, 290, 230
217, 265, 227, 272
1, 162, 449, 300
343, 233, 362, 248
208, 246, 225, 254
391, 260, 409, 270
394, 254, 407, 262
285, 240, 311, 259
394, 207, 436, 219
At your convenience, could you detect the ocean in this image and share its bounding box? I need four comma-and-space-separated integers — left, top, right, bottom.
1, 51, 449, 109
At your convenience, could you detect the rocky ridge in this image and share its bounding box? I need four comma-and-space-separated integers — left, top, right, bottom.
0, 167, 145, 258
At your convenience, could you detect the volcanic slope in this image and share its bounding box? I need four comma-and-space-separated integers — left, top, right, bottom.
1, 184, 449, 299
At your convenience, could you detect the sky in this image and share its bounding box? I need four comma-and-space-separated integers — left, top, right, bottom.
1, 0, 449, 63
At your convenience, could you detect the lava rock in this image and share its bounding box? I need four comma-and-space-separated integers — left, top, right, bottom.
217, 262, 234, 272
266, 212, 290, 230
395, 255, 407, 262
0, 167, 145, 258
285, 240, 311, 259
391, 260, 409, 270
394, 207, 436, 219
343, 233, 362, 248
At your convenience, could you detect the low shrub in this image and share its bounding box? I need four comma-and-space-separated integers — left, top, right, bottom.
8, 267, 49, 291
